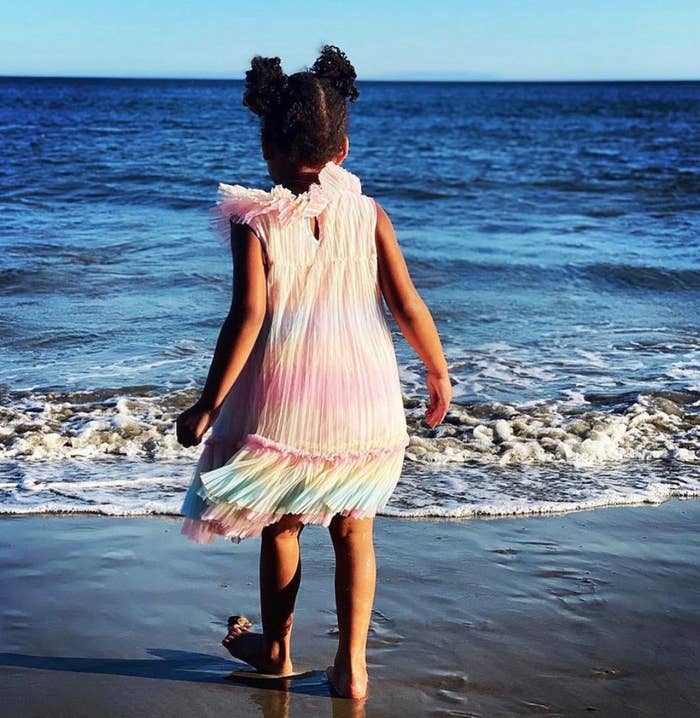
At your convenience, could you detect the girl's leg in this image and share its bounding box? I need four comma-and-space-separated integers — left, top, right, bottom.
328, 514, 375, 699
223, 513, 304, 674
259, 513, 304, 668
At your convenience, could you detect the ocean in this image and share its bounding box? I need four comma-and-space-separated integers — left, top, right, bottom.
1, 77, 699, 520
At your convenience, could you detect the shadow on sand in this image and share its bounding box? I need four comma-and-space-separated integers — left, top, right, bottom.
0, 649, 368, 716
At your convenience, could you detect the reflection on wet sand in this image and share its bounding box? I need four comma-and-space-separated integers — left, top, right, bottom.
230, 670, 367, 718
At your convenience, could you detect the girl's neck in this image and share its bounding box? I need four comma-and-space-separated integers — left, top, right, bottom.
278, 170, 320, 195
268, 159, 328, 195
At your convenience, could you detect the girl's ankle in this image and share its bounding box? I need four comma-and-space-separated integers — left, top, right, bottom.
334, 653, 367, 673
264, 637, 290, 664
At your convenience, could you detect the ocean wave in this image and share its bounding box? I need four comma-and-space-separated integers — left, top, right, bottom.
1, 385, 699, 521
1, 386, 698, 468
583, 263, 700, 291
384, 256, 700, 294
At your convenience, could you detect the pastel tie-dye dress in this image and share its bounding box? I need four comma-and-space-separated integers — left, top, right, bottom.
181, 161, 410, 543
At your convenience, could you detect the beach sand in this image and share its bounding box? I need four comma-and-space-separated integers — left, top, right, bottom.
1, 500, 699, 717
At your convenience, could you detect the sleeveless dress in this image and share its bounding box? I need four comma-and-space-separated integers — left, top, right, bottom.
180, 160, 410, 544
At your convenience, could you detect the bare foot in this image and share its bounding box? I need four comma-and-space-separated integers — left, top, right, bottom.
326, 662, 368, 700
222, 615, 294, 676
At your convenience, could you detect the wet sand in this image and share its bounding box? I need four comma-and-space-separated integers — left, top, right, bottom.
1, 500, 699, 717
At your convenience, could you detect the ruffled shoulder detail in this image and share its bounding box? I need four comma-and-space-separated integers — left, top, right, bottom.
211, 161, 362, 240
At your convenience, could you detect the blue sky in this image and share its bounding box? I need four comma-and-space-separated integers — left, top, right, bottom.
1, 1, 699, 80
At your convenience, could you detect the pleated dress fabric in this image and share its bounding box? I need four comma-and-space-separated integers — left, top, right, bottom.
181, 161, 410, 543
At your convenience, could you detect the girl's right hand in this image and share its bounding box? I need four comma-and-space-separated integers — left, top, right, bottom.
424, 370, 452, 428
176, 402, 219, 447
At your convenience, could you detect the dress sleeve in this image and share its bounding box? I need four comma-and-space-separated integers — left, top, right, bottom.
210, 184, 270, 266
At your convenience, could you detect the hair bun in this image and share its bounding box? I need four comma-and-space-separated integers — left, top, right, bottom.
243, 56, 288, 116
310, 45, 359, 102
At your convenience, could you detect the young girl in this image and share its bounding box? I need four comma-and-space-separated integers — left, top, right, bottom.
176, 45, 451, 700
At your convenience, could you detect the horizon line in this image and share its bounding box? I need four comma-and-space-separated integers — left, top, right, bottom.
1, 73, 699, 83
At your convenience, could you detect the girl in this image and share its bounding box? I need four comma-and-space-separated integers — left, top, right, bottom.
176, 45, 451, 700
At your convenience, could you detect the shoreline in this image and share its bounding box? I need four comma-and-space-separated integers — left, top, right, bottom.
2, 489, 699, 521
2, 500, 699, 716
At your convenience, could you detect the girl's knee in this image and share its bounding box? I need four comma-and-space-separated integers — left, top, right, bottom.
329, 514, 374, 542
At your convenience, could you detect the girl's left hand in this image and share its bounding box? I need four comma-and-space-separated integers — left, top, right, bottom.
176, 402, 219, 447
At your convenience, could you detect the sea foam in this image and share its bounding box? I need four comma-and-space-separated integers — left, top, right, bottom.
1, 386, 699, 521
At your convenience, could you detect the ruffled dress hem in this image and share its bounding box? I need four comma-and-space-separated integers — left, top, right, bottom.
180, 432, 410, 544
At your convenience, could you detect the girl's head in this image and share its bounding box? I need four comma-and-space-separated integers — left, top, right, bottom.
243, 45, 359, 170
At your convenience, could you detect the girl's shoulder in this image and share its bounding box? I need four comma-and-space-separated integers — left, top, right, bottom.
211, 161, 366, 239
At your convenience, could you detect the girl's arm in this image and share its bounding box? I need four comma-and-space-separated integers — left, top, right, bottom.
176, 223, 267, 447
374, 201, 452, 428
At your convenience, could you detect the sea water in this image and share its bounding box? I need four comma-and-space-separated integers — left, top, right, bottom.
2, 77, 699, 519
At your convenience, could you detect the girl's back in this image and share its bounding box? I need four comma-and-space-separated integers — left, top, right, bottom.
216, 160, 408, 452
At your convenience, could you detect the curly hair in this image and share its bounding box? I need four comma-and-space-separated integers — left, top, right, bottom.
242, 45, 359, 167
